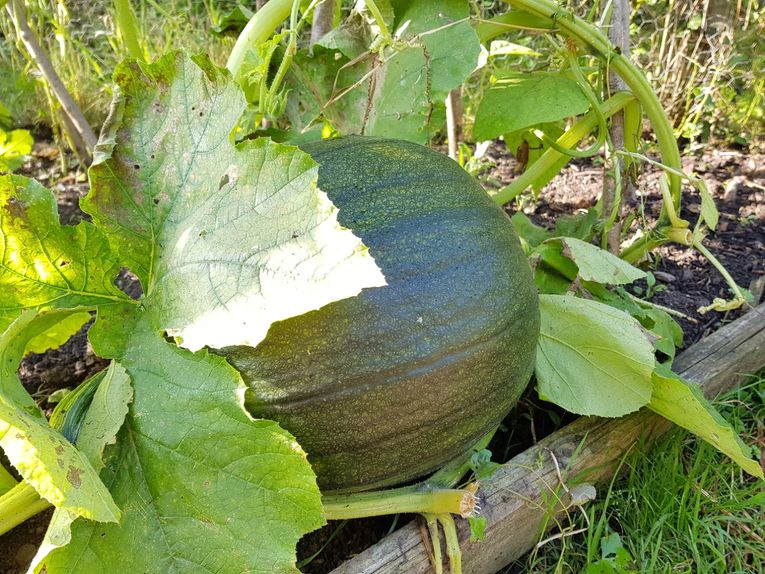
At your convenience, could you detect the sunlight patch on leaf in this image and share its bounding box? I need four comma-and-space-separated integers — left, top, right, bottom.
24, 311, 90, 355
0, 175, 129, 332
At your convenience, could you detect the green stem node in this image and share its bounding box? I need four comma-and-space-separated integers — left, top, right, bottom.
664, 227, 693, 245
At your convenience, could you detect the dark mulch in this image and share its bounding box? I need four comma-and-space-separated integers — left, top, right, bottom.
1, 140, 762, 574
479, 142, 765, 345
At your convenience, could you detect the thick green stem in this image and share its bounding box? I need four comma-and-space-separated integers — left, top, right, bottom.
113, 0, 145, 61
0, 481, 50, 536
322, 486, 475, 520
493, 92, 635, 205
227, 0, 293, 76
474, 11, 555, 41
426, 428, 496, 488
0, 464, 17, 496
619, 230, 669, 264
502, 0, 682, 210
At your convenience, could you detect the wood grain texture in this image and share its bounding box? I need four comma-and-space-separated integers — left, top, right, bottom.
330, 303, 765, 574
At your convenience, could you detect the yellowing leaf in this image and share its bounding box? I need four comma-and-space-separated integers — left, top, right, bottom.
0, 311, 120, 522
24, 311, 90, 355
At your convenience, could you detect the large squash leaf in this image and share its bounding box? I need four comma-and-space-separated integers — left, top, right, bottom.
84, 52, 384, 352
38, 310, 324, 573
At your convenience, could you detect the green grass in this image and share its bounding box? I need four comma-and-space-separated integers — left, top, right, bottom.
0, 0, 239, 131
504, 374, 765, 574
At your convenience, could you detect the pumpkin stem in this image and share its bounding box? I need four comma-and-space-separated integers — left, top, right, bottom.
322, 485, 477, 520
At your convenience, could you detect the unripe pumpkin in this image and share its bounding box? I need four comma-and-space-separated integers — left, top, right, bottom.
221, 137, 539, 493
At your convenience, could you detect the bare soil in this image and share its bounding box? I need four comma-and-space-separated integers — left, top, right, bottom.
0, 141, 762, 573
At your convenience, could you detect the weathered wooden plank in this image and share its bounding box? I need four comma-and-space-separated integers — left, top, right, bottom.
330, 303, 765, 574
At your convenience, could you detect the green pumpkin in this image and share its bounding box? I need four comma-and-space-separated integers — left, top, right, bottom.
221, 137, 539, 493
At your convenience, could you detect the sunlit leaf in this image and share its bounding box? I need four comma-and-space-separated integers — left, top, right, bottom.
85, 52, 384, 351
0, 311, 120, 522
0, 175, 130, 332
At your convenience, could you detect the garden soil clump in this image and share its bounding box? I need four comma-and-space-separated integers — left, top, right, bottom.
1, 141, 763, 574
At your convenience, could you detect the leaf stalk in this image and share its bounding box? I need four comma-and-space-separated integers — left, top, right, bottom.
0, 481, 49, 536
322, 486, 476, 520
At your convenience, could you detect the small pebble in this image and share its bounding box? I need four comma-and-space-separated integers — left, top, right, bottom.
654, 271, 676, 283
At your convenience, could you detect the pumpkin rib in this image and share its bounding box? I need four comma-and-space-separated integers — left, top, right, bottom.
260, 303, 533, 410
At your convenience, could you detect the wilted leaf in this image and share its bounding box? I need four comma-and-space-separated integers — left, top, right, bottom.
287, 0, 480, 143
